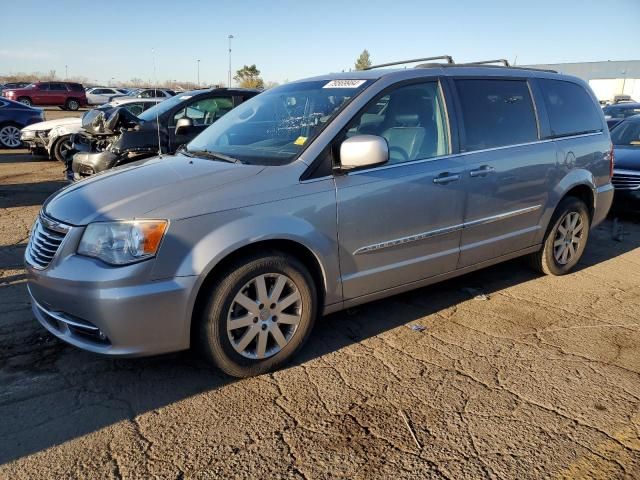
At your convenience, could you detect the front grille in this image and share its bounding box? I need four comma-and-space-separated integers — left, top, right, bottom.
26, 214, 70, 269
612, 170, 640, 191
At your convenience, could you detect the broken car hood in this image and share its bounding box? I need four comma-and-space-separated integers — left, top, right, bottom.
43, 154, 266, 225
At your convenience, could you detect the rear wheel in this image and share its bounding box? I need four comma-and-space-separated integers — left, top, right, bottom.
0, 123, 22, 148
528, 196, 590, 275
17, 97, 32, 107
65, 99, 80, 111
52, 135, 73, 162
197, 252, 317, 377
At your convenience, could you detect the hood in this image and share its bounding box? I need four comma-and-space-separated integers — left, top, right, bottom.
44, 154, 266, 225
22, 117, 81, 132
613, 146, 640, 171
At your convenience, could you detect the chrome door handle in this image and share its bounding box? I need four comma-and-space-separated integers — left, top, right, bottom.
433, 173, 461, 185
469, 165, 496, 177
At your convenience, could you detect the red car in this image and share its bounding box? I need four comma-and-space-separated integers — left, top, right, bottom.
2, 81, 87, 111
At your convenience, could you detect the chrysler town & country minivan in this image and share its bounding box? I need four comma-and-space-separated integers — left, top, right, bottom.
25, 58, 614, 377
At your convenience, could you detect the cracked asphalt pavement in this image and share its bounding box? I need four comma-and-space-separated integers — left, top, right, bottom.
1, 113, 639, 479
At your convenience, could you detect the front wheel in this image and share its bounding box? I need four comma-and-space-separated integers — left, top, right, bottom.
52, 135, 73, 162
17, 97, 32, 107
197, 252, 317, 377
528, 196, 590, 275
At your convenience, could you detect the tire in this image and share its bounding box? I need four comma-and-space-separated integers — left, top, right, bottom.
17, 97, 32, 107
197, 252, 318, 377
528, 196, 590, 275
52, 135, 73, 162
0, 122, 23, 149
65, 99, 80, 111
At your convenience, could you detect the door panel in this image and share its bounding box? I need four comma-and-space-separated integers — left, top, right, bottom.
452, 78, 557, 267
457, 142, 557, 267
336, 158, 466, 299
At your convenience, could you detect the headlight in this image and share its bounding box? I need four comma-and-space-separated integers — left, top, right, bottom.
78, 220, 168, 265
21, 131, 35, 140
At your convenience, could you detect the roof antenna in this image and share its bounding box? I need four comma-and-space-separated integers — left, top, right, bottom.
152, 48, 162, 159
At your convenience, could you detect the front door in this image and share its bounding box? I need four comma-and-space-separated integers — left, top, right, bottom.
452, 78, 555, 268
335, 80, 466, 300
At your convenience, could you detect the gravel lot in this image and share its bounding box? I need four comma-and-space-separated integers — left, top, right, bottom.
1, 109, 640, 479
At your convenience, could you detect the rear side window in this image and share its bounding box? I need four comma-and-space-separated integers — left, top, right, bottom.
455, 79, 538, 151
69, 83, 84, 91
538, 79, 602, 138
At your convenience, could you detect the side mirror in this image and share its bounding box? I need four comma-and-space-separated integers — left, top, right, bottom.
175, 117, 193, 135
339, 135, 388, 170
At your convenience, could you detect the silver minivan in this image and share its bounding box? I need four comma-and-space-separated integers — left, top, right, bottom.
25, 58, 614, 377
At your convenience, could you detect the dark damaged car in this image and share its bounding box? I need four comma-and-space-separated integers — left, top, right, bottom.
71, 88, 259, 179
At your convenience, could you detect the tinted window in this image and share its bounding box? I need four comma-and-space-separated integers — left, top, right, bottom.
455, 79, 537, 151
69, 83, 84, 91
345, 81, 450, 164
38, 83, 50, 91
538, 79, 602, 137
50, 83, 67, 91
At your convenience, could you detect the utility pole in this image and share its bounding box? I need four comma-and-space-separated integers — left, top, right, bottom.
65, 64, 68, 79
228, 35, 234, 87
197, 59, 201, 86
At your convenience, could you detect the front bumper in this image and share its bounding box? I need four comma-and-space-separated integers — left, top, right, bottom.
20, 131, 48, 151
25, 219, 197, 357
72, 150, 119, 179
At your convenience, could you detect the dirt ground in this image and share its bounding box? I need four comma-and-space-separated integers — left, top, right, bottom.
1, 109, 640, 479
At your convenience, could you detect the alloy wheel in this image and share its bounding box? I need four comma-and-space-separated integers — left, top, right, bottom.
553, 211, 584, 265
227, 273, 302, 360
0, 125, 21, 148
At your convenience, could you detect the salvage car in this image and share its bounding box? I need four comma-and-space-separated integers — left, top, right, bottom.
25, 59, 613, 377
610, 115, 640, 203
3, 82, 88, 110
0, 98, 45, 148
72, 88, 258, 178
38, 99, 163, 162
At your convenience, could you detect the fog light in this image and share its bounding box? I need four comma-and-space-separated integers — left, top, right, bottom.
98, 330, 107, 341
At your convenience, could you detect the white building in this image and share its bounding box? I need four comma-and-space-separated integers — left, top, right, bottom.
524, 60, 640, 102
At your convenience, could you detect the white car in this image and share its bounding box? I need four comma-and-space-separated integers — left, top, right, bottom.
86, 87, 128, 105
21, 98, 161, 161
109, 88, 175, 105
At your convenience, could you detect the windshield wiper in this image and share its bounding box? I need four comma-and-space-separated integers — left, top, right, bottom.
184, 148, 242, 164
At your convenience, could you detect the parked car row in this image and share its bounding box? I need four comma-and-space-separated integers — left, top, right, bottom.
1, 82, 177, 110
22, 60, 618, 378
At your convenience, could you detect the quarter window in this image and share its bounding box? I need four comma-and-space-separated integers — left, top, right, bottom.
538, 79, 602, 138
344, 81, 450, 164
455, 79, 538, 151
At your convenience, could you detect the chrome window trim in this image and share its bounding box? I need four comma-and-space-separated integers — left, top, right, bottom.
346, 131, 603, 176
353, 205, 541, 255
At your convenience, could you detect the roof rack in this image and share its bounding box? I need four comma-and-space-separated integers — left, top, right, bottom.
462, 59, 510, 67
364, 55, 454, 70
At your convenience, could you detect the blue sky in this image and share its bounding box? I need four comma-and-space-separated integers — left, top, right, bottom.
0, 0, 638, 85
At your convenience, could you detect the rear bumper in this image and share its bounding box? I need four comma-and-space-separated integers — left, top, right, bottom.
593, 183, 615, 227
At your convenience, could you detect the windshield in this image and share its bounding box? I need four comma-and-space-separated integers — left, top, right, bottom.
611, 119, 640, 146
138, 94, 193, 122
186, 80, 372, 165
